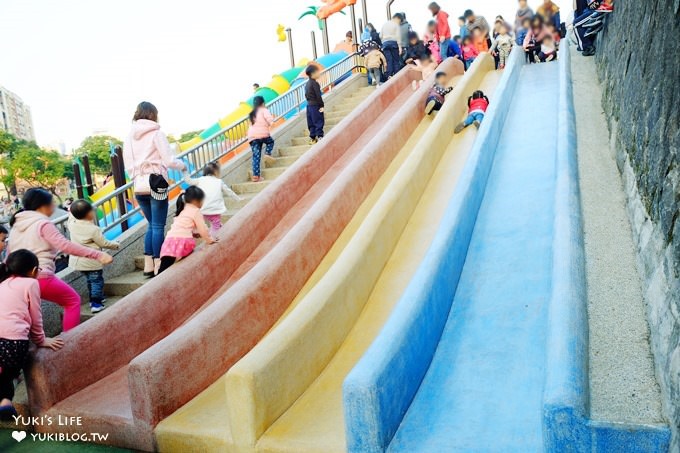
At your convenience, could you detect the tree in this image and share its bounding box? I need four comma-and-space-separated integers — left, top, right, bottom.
1, 143, 71, 200
178, 130, 202, 143
0, 130, 19, 195
0, 129, 16, 156
73, 135, 122, 176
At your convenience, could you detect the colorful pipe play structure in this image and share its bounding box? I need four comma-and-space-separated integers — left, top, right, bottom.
21, 47, 671, 452
80, 51, 349, 242
178, 52, 347, 151
317, 0, 357, 19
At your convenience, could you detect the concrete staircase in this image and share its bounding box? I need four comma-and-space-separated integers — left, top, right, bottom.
79, 85, 374, 320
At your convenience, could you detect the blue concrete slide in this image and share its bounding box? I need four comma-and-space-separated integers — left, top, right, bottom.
343, 46, 671, 452
387, 55, 559, 452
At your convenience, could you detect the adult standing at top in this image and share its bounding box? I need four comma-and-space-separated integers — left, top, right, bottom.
464, 9, 490, 46
123, 102, 186, 277
572, 0, 599, 56
428, 2, 452, 63
396, 13, 412, 65
380, 14, 403, 78
333, 31, 354, 54
367, 23, 381, 46
515, 0, 534, 30
396, 13, 411, 51
537, 0, 561, 28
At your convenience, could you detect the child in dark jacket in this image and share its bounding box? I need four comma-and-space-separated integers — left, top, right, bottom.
305, 65, 325, 144
454, 90, 490, 133
425, 72, 453, 115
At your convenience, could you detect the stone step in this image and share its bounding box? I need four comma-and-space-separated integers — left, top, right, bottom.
134, 255, 145, 270
291, 136, 311, 146
329, 106, 355, 115
225, 192, 257, 209
104, 271, 148, 297
232, 180, 271, 194
271, 154, 302, 167
262, 166, 287, 179
279, 144, 312, 156
325, 113, 348, 123
80, 296, 125, 322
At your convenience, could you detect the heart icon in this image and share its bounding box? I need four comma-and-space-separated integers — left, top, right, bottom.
11, 430, 26, 442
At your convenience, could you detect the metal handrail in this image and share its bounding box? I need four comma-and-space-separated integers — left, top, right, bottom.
53, 53, 365, 235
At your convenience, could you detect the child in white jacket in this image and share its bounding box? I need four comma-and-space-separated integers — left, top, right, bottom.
183, 162, 242, 236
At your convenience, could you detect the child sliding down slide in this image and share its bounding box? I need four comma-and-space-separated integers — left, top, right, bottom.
454, 90, 490, 133
425, 71, 454, 115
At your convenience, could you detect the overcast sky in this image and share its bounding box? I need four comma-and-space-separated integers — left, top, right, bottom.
1, 0, 566, 151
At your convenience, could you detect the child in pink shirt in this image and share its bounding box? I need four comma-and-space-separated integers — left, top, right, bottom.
0, 249, 64, 420
246, 96, 276, 182
157, 186, 217, 274
461, 36, 479, 69
7, 189, 113, 332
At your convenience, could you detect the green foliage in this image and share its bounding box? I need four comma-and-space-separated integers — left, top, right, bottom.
1, 143, 70, 195
178, 130, 202, 143
0, 130, 17, 156
73, 135, 122, 175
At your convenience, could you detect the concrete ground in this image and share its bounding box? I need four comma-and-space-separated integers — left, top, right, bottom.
571, 45, 665, 424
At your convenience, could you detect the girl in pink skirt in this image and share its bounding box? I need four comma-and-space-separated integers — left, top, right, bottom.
157, 186, 217, 274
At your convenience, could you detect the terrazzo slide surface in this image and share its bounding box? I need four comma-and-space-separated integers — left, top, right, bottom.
25, 60, 460, 451
154, 55, 497, 452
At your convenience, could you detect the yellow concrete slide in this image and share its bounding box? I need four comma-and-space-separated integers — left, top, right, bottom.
155, 55, 497, 453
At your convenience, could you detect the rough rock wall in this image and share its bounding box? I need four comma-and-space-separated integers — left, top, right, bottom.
595, 0, 680, 448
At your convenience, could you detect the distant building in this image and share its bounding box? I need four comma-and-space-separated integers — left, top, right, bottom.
44, 141, 68, 156
91, 128, 114, 137
0, 85, 35, 142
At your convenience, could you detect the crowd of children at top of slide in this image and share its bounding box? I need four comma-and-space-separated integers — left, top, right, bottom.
0, 0, 616, 421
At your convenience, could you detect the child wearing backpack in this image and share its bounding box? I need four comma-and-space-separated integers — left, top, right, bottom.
68, 199, 120, 313
454, 90, 490, 133
0, 249, 64, 420
365, 45, 387, 86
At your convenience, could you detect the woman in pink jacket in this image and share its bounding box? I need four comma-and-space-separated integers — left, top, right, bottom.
7, 189, 113, 332
0, 249, 64, 420
246, 96, 276, 182
123, 102, 186, 276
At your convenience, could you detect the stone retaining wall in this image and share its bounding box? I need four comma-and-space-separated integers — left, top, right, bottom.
595, 1, 680, 449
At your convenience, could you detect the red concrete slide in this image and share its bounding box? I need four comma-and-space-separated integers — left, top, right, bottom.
26, 59, 462, 451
